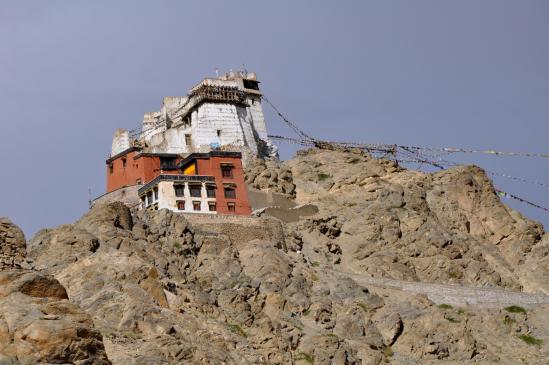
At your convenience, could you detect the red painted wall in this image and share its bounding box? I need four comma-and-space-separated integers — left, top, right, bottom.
106, 151, 180, 193
194, 156, 251, 215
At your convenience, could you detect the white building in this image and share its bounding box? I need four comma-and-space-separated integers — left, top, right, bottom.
111, 71, 278, 164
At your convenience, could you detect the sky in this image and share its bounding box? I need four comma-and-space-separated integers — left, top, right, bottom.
1, 1, 548, 237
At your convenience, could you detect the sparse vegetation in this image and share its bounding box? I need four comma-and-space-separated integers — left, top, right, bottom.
505, 305, 527, 314
503, 316, 516, 326
303, 309, 311, 316
517, 334, 543, 346
384, 346, 394, 363
296, 352, 314, 363
357, 302, 369, 312
317, 173, 331, 181
227, 323, 247, 337
324, 333, 338, 339
437, 304, 453, 309
445, 316, 459, 323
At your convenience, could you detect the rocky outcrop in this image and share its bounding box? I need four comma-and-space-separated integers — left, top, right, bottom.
0, 218, 26, 270
2, 148, 549, 363
0, 218, 111, 364
286, 148, 548, 293
18, 195, 549, 363
245, 157, 296, 197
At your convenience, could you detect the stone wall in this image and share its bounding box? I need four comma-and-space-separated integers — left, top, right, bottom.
92, 185, 141, 208
184, 214, 285, 245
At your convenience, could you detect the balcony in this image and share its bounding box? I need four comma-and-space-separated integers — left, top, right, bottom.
138, 174, 215, 195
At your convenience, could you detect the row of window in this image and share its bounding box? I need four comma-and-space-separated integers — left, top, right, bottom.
176, 201, 236, 212
173, 184, 236, 199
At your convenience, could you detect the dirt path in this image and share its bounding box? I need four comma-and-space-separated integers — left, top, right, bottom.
325, 268, 549, 308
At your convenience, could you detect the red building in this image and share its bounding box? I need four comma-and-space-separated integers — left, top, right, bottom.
105, 148, 251, 215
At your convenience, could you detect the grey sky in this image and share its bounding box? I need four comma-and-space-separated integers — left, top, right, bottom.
1, 1, 548, 236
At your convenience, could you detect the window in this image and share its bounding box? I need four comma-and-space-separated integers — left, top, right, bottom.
243, 79, 259, 90
136, 178, 142, 185
153, 188, 158, 201
224, 186, 236, 199
206, 186, 216, 198
217, 129, 222, 137
177, 201, 185, 210
122, 158, 127, 168
183, 115, 191, 127
146, 191, 153, 206
208, 203, 216, 212
227, 202, 236, 212
141, 196, 146, 207
189, 185, 202, 198
160, 157, 177, 170
185, 134, 192, 146
174, 185, 185, 197
221, 165, 234, 178
109, 164, 114, 174
193, 201, 201, 211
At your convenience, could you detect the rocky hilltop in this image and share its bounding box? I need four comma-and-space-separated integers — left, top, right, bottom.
1, 148, 548, 364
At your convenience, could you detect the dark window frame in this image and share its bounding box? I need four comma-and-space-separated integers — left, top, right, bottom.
224, 186, 236, 199
174, 185, 185, 197
221, 165, 234, 178
206, 186, 216, 198
189, 184, 202, 198
192, 201, 201, 211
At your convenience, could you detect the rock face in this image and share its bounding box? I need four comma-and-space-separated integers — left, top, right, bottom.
285, 149, 548, 293
2, 148, 549, 364
0, 218, 110, 364
0, 218, 26, 269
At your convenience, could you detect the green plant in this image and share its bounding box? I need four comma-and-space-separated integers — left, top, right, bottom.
503, 316, 516, 326
448, 271, 460, 279
505, 305, 527, 314
311, 261, 320, 267
317, 173, 330, 181
457, 309, 465, 315
517, 334, 543, 346
303, 309, 311, 316
445, 316, 459, 323
296, 352, 314, 363
227, 323, 247, 337
357, 302, 369, 312
383, 346, 394, 363
437, 304, 452, 309
325, 333, 338, 339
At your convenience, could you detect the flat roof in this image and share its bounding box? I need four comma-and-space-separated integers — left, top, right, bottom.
179, 151, 242, 169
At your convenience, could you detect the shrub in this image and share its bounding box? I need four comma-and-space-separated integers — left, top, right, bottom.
296, 352, 314, 363
437, 304, 452, 309
357, 302, 369, 312
317, 173, 330, 181
517, 334, 543, 346
445, 316, 459, 323
227, 323, 247, 337
505, 305, 527, 314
